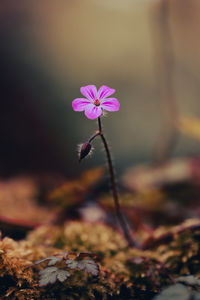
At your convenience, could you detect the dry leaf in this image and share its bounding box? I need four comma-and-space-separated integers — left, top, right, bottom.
177, 116, 200, 140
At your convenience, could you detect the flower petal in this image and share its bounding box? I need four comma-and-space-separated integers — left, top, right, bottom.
84, 104, 103, 119
72, 98, 91, 111
97, 85, 115, 100
101, 98, 120, 111
80, 85, 97, 100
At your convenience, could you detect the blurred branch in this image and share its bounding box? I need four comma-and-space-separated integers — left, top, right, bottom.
150, 0, 179, 165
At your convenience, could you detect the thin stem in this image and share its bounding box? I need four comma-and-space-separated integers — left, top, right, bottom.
97, 117, 136, 247
88, 131, 100, 143
98, 117, 102, 132
150, 0, 179, 165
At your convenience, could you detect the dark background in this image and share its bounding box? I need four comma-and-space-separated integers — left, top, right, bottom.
1, 0, 200, 177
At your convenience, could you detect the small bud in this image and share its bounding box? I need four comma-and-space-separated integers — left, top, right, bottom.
79, 142, 92, 162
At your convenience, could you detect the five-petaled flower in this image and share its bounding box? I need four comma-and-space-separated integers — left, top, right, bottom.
72, 85, 120, 119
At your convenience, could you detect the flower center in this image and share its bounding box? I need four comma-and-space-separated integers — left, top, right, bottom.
94, 99, 100, 106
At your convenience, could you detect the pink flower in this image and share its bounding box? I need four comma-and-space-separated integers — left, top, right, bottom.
72, 85, 120, 120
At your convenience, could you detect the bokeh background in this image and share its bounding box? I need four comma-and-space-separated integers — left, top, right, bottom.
1, 0, 200, 177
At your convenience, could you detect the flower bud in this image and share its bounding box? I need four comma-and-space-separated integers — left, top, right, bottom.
79, 142, 92, 162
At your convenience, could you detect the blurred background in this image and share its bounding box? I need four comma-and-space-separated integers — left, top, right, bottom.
1, 0, 200, 177
1, 4, 200, 297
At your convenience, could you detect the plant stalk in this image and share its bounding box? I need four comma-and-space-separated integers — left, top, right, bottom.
88, 131, 100, 143
150, 0, 179, 165
97, 117, 135, 247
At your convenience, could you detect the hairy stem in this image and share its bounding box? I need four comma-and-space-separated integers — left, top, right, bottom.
88, 131, 100, 143
97, 117, 135, 247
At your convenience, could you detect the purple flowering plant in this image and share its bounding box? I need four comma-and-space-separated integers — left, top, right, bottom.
72, 85, 120, 119
72, 85, 135, 247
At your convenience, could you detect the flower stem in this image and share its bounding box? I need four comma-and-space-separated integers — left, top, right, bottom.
88, 131, 100, 143
97, 117, 135, 247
